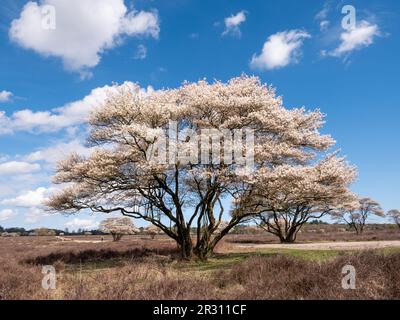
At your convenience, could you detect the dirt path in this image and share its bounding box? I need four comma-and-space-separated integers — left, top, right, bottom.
236, 240, 400, 251
55, 236, 109, 244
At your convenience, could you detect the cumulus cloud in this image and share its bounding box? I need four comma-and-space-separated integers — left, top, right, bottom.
26, 139, 92, 164
222, 10, 246, 37
2, 187, 48, 207
0, 161, 40, 175
250, 30, 311, 70
9, 0, 159, 74
0, 82, 153, 134
134, 44, 147, 60
24, 207, 51, 224
0, 91, 13, 103
0, 209, 16, 222
65, 218, 98, 230
328, 21, 380, 57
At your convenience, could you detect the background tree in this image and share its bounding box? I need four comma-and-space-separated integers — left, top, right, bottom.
238, 155, 357, 243
33, 228, 56, 236
144, 224, 164, 239
47, 76, 346, 260
99, 217, 138, 241
387, 209, 400, 229
334, 197, 384, 235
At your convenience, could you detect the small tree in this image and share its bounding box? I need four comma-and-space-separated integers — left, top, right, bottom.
239, 155, 357, 243
99, 217, 138, 241
334, 197, 384, 235
144, 224, 164, 239
34, 228, 56, 236
387, 209, 400, 229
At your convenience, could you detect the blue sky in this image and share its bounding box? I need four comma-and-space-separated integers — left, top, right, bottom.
0, 0, 399, 230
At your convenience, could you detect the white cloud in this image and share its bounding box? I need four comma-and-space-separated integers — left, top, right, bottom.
10, 84, 112, 132
250, 30, 311, 70
0, 82, 153, 134
0, 155, 9, 163
0, 161, 40, 175
134, 44, 147, 60
65, 218, 98, 230
329, 21, 380, 57
0, 91, 13, 103
24, 207, 51, 224
26, 139, 92, 164
2, 187, 48, 207
315, 3, 331, 32
9, 0, 159, 73
315, 3, 330, 21
0, 209, 16, 222
222, 10, 246, 37
121, 9, 159, 37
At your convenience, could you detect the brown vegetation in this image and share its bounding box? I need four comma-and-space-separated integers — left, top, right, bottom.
1, 233, 400, 300
229, 224, 400, 244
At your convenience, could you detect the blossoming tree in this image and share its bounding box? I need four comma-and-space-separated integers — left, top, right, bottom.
235, 154, 357, 243
99, 217, 139, 241
46, 75, 356, 260
387, 209, 400, 229
333, 197, 385, 234
144, 224, 164, 239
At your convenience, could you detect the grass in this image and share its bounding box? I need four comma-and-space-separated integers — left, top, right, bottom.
380, 247, 400, 255
176, 248, 343, 273
1, 234, 400, 299
64, 260, 125, 274
257, 248, 343, 261
176, 253, 257, 272
60, 246, 400, 275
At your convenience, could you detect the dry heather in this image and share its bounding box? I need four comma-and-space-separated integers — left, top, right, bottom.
229, 224, 400, 244
0, 235, 399, 300
216, 253, 400, 299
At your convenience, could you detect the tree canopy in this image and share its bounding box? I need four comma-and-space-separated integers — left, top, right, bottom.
47, 75, 357, 259
333, 197, 384, 234
99, 217, 138, 241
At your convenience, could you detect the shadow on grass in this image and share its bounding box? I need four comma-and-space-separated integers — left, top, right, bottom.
25, 244, 388, 274
24, 247, 178, 266
176, 249, 344, 273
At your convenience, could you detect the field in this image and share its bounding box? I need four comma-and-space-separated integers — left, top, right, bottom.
1, 225, 400, 300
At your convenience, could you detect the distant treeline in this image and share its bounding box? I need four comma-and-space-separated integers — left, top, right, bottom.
0, 226, 106, 236
0, 220, 395, 237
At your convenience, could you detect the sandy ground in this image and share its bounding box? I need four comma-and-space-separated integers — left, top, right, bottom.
55, 236, 110, 244
237, 240, 400, 251
54, 236, 400, 251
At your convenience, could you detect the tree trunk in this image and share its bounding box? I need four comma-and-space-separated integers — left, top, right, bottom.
194, 230, 212, 261
194, 243, 212, 261
112, 233, 123, 241
178, 230, 194, 260
354, 224, 363, 235
278, 227, 298, 244
279, 234, 296, 243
